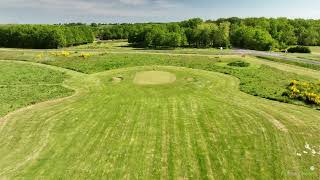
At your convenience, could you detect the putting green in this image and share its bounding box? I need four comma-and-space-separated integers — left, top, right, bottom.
133, 71, 176, 85
1, 64, 320, 179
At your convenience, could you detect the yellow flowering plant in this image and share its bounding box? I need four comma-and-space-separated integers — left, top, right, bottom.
79, 53, 92, 59
50, 51, 71, 57
285, 80, 320, 106
36, 53, 44, 59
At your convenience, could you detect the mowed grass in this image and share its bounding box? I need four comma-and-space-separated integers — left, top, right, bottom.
1, 66, 320, 179
1, 45, 320, 178
0, 61, 74, 116
133, 71, 176, 85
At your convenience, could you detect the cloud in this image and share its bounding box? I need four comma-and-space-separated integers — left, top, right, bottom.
1, 0, 319, 23
0, 0, 176, 9
0, 0, 181, 17
119, 0, 147, 5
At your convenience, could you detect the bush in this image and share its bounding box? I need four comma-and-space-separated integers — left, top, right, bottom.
287, 46, 311, 53
283, 80, 320, 106
79, 53, 92, 58
227, 61, 250, 67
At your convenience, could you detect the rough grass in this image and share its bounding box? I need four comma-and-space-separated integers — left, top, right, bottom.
1, 66, 320, 179
0, 61, 74, 116
227, 60, 250, 67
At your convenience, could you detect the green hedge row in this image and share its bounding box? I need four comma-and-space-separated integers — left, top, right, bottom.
0, 25, 94, 49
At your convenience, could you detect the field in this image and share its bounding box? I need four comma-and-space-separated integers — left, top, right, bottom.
1, 42, 320, 179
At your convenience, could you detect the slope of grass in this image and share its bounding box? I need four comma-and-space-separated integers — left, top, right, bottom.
0, 61, 74, 116
1, 66, 319, 179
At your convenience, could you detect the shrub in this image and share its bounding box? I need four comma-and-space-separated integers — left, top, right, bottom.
284, 80, 320, 106
287, 46, 311, 53
36, 53, 44, 59
227, 61, 250, 67
50, 51, 71, 57
79, 53, 92, 58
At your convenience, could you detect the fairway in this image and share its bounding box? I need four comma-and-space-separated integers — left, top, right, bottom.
1, 62, 320, 179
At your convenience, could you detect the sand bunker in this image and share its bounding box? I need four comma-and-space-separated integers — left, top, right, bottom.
112, 76, 123, 83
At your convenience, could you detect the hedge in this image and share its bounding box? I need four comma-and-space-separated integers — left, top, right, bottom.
287, 46, 311, 53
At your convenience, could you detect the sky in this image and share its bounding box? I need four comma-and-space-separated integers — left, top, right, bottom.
0, 0, 320, 24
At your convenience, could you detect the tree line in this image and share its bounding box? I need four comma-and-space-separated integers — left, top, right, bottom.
1, 17, 319, 50
0, 25, 94, 49
97, 17, 320, 51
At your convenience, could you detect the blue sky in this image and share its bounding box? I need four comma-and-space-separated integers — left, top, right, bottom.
0, 0, 320, 24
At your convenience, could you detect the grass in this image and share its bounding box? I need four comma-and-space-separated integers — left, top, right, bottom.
1, 43, 320, 179
282, 46, 320, 62
133, 71, 176, 85
309, 46, 320, 54
0, 61, 74, 116
227, 60, 250, 67
67, 40, 232, 55
1, 65, 320, 179
256, 55, 320, 71
287, 53, 320, 62
40, 53, 318, 108
296, 55, 320, 62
